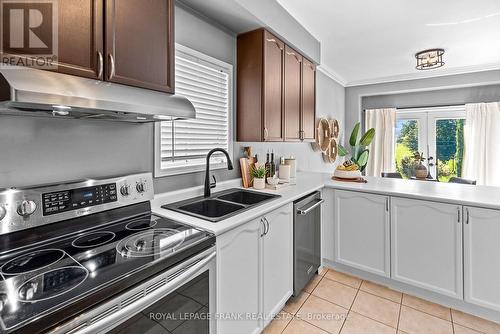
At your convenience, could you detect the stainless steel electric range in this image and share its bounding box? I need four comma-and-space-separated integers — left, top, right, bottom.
0, 173, 216, 334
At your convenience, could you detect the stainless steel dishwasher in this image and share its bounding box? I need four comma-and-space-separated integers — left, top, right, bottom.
293, 191, 323, 296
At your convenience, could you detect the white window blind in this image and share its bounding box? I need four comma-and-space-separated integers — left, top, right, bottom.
157, 45, 232, 175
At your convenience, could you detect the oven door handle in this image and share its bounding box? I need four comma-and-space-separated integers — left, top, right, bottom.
50, 248, 216, 334
297, 199, 324, 215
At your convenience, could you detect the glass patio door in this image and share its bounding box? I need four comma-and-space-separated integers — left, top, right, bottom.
395, 106, 465, 181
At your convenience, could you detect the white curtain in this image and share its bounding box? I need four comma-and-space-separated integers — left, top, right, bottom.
365, 108, 396, 177
463, 102, 500, 186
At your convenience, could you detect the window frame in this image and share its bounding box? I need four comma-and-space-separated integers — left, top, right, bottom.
395, 105, 466, 178
154, 43, 234, 178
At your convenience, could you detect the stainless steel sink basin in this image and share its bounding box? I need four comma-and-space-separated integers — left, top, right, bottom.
162, 188, 281, 222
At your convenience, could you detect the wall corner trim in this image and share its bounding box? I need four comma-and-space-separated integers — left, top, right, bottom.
345, 62, 500, 87
317, 65, 347, 87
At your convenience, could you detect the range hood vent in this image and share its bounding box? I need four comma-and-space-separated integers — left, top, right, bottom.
0, 67, 196, 122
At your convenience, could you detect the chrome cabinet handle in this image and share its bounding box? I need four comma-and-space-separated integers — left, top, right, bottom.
97, 51, 104, 79
260, 218, 266, 237
457, 207, 461, 223
466, 208, 470, 224
264, 127, 269, 141
297, 199, 324, 215
264, 217, 270, 235
108, 54, 116, 80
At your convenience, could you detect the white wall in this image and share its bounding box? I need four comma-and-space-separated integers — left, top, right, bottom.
236, 70, 345, 174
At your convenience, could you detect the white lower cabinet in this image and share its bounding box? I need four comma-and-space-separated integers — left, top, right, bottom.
262, 203, 293, 326
464, 206, 500, 311
333, 190, 390, 276
216, 217, 261, 334
216, 203, 293, 334
391, 197, 463, 299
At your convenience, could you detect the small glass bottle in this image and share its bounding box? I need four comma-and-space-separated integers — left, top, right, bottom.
270, 150, 275, 177
265, 150, 271, 180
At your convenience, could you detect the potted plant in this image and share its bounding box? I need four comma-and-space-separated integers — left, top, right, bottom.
338, 122, 376, 172
250, 163, 267, 190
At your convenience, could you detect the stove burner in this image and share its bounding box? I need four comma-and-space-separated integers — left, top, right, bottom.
17, 266, 88, 302
116, 228, 185, 258
72, 231, 116, 248
0, 249, 65, 275
125, 218, 158, 231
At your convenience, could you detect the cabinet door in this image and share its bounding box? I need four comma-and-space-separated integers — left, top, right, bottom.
105, 0, 174, 93
262, 31, 284, 142
391, 198, 463, 298
1, 0, 104, 79
57, 0, 104, 79
464, 206, 500, 311
262, 204, 293, 325
284, 46, 302, 141
334, 190, 390, 276
217, 218, 262, 334
301, 58, 316, 141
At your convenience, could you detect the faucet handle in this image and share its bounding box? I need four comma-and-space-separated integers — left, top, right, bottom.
210, 175, 217, 189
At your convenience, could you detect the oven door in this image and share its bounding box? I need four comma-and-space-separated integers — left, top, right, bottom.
50, 247, 216, 334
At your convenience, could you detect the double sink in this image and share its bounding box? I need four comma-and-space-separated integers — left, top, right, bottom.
162, 188, 281, 222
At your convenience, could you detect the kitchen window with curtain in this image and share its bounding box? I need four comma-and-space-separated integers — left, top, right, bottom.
155, 44, 232, 176
395, 105, 466, 181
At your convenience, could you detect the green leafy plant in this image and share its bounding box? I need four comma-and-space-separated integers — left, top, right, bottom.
338, 122, 375, 172
250, 163, 267, 180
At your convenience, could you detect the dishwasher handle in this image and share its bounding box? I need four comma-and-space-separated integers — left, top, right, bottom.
297, 199, 324, 215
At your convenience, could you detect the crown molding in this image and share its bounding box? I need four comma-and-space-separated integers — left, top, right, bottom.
344, 62, 500, 87
317, 65, 347, 87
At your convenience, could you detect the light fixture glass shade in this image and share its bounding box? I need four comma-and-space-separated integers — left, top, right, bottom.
415, 49, 445, 70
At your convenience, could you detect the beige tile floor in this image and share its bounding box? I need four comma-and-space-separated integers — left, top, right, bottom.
263, 269, 500, 334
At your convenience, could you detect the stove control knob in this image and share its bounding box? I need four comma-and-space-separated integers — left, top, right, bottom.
0, 206, 6, 221
120, 185, 130, 196
17, 200, 37, 217
136, 182, 146, 194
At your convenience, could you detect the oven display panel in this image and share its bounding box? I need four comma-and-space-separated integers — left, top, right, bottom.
42, 183, 117, 216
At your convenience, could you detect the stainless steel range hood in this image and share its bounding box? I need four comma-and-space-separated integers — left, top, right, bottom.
0, 67, 196, 122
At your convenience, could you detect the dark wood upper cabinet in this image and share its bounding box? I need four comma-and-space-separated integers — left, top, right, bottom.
284, 45, 302, 141
1, 0, 174, 93
56, 0, 104, 79
105, 0, 174, 93
262, 31, 285, 141
1, 0, 104, 79
301, 58, 316, 141
237, 29, 284, 142
237, 28, 316, 142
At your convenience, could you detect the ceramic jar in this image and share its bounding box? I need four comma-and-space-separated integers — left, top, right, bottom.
253, 177, 265, 190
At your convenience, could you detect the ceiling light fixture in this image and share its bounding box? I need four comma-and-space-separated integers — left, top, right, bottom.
415, 48, 445, 70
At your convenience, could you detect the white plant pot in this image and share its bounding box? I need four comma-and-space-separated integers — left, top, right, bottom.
253, 178, 265, 190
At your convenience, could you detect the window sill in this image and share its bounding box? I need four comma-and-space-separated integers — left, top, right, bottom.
154, 162, 228, 178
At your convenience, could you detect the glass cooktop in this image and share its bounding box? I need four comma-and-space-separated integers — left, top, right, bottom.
0, 213, 214, 333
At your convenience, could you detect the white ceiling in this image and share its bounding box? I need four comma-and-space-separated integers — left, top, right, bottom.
277, 0, 500, 86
